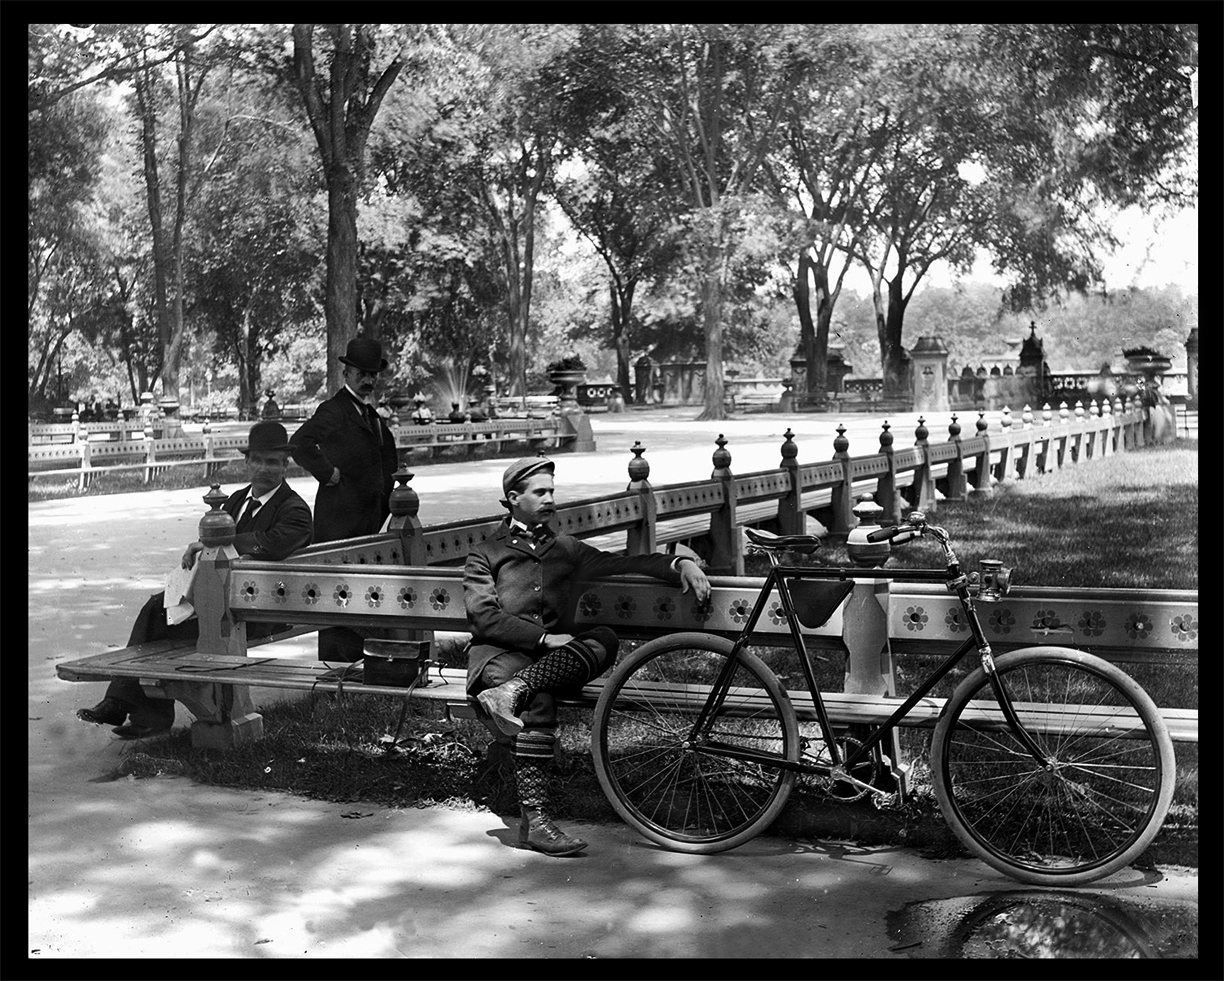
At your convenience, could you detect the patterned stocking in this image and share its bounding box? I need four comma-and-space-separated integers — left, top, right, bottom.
516, 638, 605, 694
512, 729, 556, 809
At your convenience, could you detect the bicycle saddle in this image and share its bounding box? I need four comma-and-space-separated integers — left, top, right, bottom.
744, 528, 821, 554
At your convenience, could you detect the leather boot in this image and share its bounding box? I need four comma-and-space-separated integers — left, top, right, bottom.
76, 697, 129, 727
519, 807, 588, 856
477, 677, 530, 737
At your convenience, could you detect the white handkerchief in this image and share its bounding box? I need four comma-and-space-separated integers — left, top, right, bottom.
164, 562, 199, 625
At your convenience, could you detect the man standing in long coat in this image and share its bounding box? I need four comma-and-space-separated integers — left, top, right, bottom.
290, 336, 399, 659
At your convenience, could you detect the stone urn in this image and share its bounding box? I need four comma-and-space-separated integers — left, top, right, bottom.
548, 370, 586, 411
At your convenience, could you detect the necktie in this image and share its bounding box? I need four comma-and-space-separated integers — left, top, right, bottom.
236, 498, 261, 533
364, 403, 383, 446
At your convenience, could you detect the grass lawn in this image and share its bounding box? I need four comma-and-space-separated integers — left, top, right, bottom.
105, 439, 1199, 867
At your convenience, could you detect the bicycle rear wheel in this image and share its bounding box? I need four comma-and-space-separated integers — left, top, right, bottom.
931, 647, 1176, 886
592, 632, 799, 853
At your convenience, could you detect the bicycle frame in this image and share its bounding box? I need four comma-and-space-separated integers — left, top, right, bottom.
690, 552, 1049, 785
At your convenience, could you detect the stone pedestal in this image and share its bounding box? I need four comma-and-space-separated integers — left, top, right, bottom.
909, 336, 950, 414
559, 408, 596, 452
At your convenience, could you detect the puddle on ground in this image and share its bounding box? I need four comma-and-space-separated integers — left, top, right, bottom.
887, 889, 1197, 958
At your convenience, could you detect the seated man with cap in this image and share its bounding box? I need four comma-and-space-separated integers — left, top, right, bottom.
464, 456, 712, 856
76, 421, 313, 739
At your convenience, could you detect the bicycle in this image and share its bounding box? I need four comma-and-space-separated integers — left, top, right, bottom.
591, 510, 1176, 886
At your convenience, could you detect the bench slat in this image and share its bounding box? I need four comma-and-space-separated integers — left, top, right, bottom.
56, 648, 1197, 742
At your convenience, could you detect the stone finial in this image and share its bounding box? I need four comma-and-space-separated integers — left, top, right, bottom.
915, 416, 929, 443
833, 424, 849, 458
1074, 401, 1084, 420
879, 420, 894, 451
1090, 401, 1101, 418
1022, 405, 1033, 427
711, 434, 731, 476
780, 427, 798, 465
948, 414, 961, 440
627, 441, 650, 484
199, 483, 236, 547
1059, 401, 1069, 423
1001, 406, 1012, 430
1042, 404, 1052, 425
387, 468, 420, 519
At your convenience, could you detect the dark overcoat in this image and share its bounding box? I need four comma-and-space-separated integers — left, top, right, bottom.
463, 521, 680, 692
125, 480, 312, 647
112, 480, 313, 724
289, 389, 398, 543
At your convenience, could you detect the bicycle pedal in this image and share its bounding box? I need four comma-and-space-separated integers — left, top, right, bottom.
871, 792, 901, 811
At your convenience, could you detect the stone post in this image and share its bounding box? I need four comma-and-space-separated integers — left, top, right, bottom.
1071, 401, 1085, 463
1099, 399, 1113, 457
875, 421, 902, 526
997, 407, 1016, 483
911, 416, 937, 512
625, 442, 658, 556
777, 428, 803, 536
828, 425, 854, 541
970, 410, 993, 496
388, 468, 425, 565
1037, 403, 1054, 473
708, 435, 742, 575
386, 468, 430, 649
944, 414, 966, 501
187, 484, 262, 749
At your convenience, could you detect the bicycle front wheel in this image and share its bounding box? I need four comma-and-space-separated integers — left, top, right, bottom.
592, 632, 799, 853
931, 647, 1176, 886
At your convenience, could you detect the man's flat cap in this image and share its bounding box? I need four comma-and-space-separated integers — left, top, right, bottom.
502, 456, 555, 498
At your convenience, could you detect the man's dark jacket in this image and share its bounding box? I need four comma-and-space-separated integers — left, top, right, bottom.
289, 389, 398, 542
110, 480, 313, 725
463, 521, 681, 693
126, 480, 313, 645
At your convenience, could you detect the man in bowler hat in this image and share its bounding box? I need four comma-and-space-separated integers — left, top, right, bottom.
289, 335, 399, 659
464, 456, 711, 855
76, 421, 313, 738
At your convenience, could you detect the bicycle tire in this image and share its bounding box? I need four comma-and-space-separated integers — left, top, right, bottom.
592, 632, 799, 853
931, 647, 1175, 886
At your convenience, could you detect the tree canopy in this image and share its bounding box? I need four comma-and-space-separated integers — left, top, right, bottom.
27, 22, 1197, 418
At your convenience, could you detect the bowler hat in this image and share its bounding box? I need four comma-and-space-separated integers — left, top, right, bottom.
502, 456, 555, 498
241, 421, 292, 454
339, 336, 389, 373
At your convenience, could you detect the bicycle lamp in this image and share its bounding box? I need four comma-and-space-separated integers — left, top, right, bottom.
974, 559, 1012, 599
847, 496, 890, 567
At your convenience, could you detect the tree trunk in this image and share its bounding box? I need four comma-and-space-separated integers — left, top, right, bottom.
326, 172, 360, 394
793, 250, 831, 405
810, 261, 832, 398
879, 275, 908, 398
610, 278, 637, 401
697, 239, 726, 421
502, 223, 526, 397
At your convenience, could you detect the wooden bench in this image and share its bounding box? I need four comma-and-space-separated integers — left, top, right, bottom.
56, 547, 1199, 750
394, 418, 570, 462
55, 415, 1192, 753
58, 622, 1198, 751
29, 431, 254, 488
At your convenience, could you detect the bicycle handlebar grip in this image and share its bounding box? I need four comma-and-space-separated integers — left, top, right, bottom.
865, 525, 906, 543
